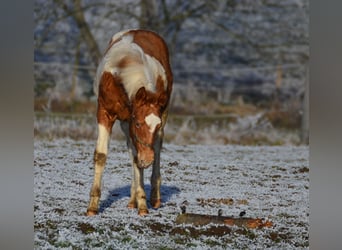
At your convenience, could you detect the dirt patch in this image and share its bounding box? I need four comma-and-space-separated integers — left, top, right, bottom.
78, 223, 96, 234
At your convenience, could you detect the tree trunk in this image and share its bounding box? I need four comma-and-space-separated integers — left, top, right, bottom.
301, 65, 309, 144
72, 0, 101, 65
70, 36, 81, 100
53, 0, 102, 65
140, 0, 159, 31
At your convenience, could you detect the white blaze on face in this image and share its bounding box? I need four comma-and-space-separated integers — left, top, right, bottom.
145, 113, 161, 133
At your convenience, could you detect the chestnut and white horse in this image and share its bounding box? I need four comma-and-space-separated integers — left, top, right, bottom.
86, 29, 173, 216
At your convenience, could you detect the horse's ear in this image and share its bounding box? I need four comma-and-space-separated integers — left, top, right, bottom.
135, 87, 146, 102
158, 92, 168, 109
155, 76, 168, 108
156, 76, 164, 93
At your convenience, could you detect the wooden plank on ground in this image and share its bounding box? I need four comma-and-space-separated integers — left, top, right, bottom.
175, 212, 273, 229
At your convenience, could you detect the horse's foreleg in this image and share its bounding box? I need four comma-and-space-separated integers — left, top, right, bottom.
150, 129, 163, 209
127, 149, 148, 215
86, 123, 112, 216
133, 163, 149, 215
121, 122, 148, 216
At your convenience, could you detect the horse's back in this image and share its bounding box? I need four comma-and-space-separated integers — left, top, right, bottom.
94, 29, 173, 100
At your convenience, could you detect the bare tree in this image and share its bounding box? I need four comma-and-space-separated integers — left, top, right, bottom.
140, 0, 158, 30
35, 0, 308, 138
53, 0, 102, 65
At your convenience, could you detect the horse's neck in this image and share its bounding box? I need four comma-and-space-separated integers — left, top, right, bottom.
119, 63, 155, 100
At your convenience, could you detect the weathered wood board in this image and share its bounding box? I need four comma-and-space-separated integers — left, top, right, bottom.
175, 212, 273, 229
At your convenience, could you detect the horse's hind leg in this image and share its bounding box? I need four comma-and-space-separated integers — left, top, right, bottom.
86, 121, 113, 216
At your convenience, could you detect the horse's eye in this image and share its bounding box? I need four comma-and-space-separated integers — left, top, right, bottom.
135, 122, 141, 128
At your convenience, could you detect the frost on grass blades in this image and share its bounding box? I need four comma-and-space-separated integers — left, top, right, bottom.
34, 138, 309, 249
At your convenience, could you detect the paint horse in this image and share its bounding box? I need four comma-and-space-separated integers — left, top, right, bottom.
86, 29, 173, 216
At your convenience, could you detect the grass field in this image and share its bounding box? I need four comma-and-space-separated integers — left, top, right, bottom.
34, 111, 302, 146
34, 138, 309, 249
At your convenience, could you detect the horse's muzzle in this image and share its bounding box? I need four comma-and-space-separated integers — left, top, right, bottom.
138, 158, 153, 168
136, 147, 154, 168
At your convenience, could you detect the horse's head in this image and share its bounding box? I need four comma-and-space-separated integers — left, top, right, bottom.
130, 82, 168, 168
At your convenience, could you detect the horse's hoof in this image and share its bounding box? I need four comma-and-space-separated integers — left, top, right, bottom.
151, 199, 161, 209
138, 209, 149, 216
86, 209, 98, 216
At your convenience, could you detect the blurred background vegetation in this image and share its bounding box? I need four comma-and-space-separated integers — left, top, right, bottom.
34, 0, 309, 145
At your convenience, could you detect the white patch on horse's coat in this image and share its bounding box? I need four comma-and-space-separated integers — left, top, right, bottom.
93, 30, 167, 99
110, 29, 132, 43
96, 124, 110, 154
145, 113, 161, 133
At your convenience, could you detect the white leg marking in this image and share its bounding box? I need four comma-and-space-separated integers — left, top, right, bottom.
96, 124, 110, 154
145, 113, 161, 133
87, 124, 111, 215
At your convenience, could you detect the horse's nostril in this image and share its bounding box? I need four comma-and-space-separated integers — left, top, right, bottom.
139, 159, 153, 169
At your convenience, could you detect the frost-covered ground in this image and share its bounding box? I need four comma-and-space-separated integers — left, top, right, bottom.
34, 138, 309, 249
